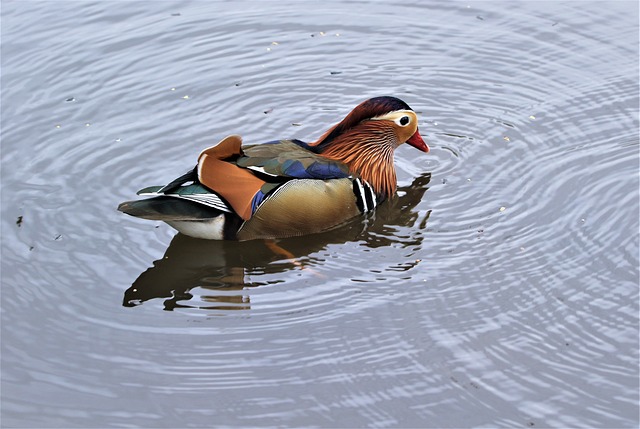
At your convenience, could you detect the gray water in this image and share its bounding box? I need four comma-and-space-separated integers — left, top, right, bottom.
1, 1, 638, 428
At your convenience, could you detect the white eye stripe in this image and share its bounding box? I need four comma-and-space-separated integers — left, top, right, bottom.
370, 109, 415, 125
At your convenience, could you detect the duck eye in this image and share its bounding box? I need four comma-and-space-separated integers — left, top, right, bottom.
399, 116, 410, 126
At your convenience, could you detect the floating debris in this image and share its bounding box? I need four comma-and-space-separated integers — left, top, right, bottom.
65, 97, 75, 102
264, 108, 273, 114
171, 12, 181, 16
170, 87, 176, 91
309, 32, 334, 37
55, 124, 61, 129
330, 71, 342, 75
476, 15, 484, 20
496, 119, 515, 128
291, 123, 302, 126
503, 136, 511, 142
234, 82, 242, 87
54, 234, 62, 240
85, 123, 91, 127
16, 216, 23, 227
271, 41, 279, 45
182, 95, 190, 99
499, 206, 506, 212
529, 115, 536, 120
115, 138, 121, 142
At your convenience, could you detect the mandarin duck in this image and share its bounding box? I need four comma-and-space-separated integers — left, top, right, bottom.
118, 96, 429, 240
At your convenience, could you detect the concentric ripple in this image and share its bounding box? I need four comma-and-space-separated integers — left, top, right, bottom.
1, 1, 638, 428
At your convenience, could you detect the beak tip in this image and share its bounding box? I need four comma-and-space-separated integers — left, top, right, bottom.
406, 131, 429, 153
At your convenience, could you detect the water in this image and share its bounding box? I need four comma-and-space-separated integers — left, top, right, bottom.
1, 1, 638, 427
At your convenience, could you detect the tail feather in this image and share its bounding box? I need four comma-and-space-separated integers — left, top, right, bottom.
118, 197, 223, 221
156, 168, 198, 194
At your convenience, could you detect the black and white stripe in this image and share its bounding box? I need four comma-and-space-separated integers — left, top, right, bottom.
170, 193, 232, 213
138, 190, 232, 213
136, 168, 234, 213
353, 178, 377, 213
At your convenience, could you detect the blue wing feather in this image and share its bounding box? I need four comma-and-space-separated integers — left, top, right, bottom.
238, 140, 350, 180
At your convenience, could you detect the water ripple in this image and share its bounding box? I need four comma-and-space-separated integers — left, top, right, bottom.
1, 1, 638, 428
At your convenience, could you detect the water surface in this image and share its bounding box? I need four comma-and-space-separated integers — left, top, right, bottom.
1, 1, 638, 427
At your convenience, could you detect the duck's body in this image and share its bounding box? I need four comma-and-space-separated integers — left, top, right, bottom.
118, 96, 429, 240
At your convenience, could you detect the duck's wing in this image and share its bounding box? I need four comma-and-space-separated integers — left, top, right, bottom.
117, 166, 233, 221
196, 137, 353, 221
137, 169, 233, 213
237, 140, 351, 180
117, 196, 224, 221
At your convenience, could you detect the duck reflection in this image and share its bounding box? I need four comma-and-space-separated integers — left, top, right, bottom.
123, 172, 431, 310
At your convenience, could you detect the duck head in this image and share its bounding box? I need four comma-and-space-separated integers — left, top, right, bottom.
310, 96, 429, 199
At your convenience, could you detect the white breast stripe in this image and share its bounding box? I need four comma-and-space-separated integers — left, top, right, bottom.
355, 178, 368, 212
364, 181, 377, 210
